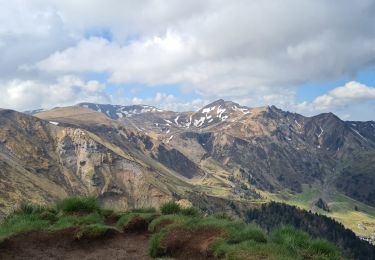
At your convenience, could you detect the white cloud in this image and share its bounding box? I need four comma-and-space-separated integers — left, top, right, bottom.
35, 0, 375, 101
0, 76, 110, 111
295, 81, 375, 120
305, 81, 375, 110
114, 92, 209, 112
1, 1, 375, 119
0, 1, 76, 79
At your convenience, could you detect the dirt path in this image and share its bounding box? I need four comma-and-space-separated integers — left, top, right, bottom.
0, 228, 151, 260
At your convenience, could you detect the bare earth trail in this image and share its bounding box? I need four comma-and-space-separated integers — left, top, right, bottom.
0, 228, 151, 260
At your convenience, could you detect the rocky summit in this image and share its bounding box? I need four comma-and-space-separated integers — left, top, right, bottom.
1, 100, 375, 239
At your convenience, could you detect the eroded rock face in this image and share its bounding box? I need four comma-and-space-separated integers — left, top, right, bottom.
156, 145, 203, 179
3, 99, 375, 220
0, 110, 172, 218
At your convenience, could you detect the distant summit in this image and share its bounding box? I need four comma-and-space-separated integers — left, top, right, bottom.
78, 102, 164, 120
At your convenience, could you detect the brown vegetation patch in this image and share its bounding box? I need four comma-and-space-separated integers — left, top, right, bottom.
123, 216, 149, 233
104, 214, 121, 225
0, 227, 151, 260
161, 226, 223, 259
153, 219, 174, 233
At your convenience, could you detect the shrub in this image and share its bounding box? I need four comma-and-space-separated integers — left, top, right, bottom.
308, 239, 339, 257
100, 208, 115, 218
0, 214, 50, 238
48, 215, 80, 231
75, 224, 119, 239
149, 230, 167, 257
116, 213, 132, 228
77, 212, 103, 225
271, 226, 310, 253
227, 225, 267, 244
117, 213, 156, 231
18, 202, 47, 215
180, 207, 199, 217
39, 210, 58, 222
56, 197, 99, 214
48, 212, 103, 231
160, 202, 180, 215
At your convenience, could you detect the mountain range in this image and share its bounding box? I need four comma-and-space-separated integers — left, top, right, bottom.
1, 100, 375, 239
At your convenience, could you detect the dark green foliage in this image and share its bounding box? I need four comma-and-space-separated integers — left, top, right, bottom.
116, 213, 133, 228
0, 214, 50, 238
149, 213, 341, 259
75, 224, 119, 239
100, 208, 115, 218
116, 212, 156, 230
56, 197, 99, 214
315, 198, 330, 212
308, 239, 339, 257
227, 225, 267, 244
179, 207, 199, 217
39, 210, 58, 222
160, 201, 180, 215
18, 202, 47, 215
0, 198, 349, 260
245, 201, 375, 259
149, 230, 167, 257
270, 226, 310, 253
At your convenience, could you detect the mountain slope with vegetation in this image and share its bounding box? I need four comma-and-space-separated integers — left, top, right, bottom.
1, 100, 375, 241
0, 198, 345, 260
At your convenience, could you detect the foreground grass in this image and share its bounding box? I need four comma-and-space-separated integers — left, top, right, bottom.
148, 202, 341, 259
149, 216, 340, 259
0, 198, 342, 259
0, 197, 142, 240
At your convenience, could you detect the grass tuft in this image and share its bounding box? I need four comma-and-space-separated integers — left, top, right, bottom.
179, 207, 199, 217
0, 197, 343, 260
56, 197, 99, 214
160, 202, 180, 215
75, 223, 119, 239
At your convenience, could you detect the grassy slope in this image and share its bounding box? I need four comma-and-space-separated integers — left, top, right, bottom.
0, 198, 341, 260
271, 184, 375, 238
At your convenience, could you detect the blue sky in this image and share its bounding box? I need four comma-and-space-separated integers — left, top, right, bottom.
1, 1, 375, 120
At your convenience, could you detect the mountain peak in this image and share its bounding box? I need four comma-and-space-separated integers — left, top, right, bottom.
77, 102, 164, 120
202, 99, 245, 110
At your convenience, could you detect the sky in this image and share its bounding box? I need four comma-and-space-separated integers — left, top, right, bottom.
1, 0, 375, 120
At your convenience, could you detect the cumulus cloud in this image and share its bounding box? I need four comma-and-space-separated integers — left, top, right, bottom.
35, 0, 375, 101
295, 81, 375, 119
113, 92, 209, 112
0, 1, 76, 79
312, 81, 375, 109
0, 76, 110, 111
1, 0, 375, 119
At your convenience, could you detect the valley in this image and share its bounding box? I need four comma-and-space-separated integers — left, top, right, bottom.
1, 100, 374, 242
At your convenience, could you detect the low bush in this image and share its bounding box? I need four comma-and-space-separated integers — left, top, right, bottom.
0, 214, 50, 238
179, 207, 199, 217
75, 224, 119, 239
56, 197, 99, 214
17, 202, 47, 215
160, 202, 180, 215
308, 239, 339, 257
227, 225, 267, 244
149, 229, 168, 257
117, 212, 156, 230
